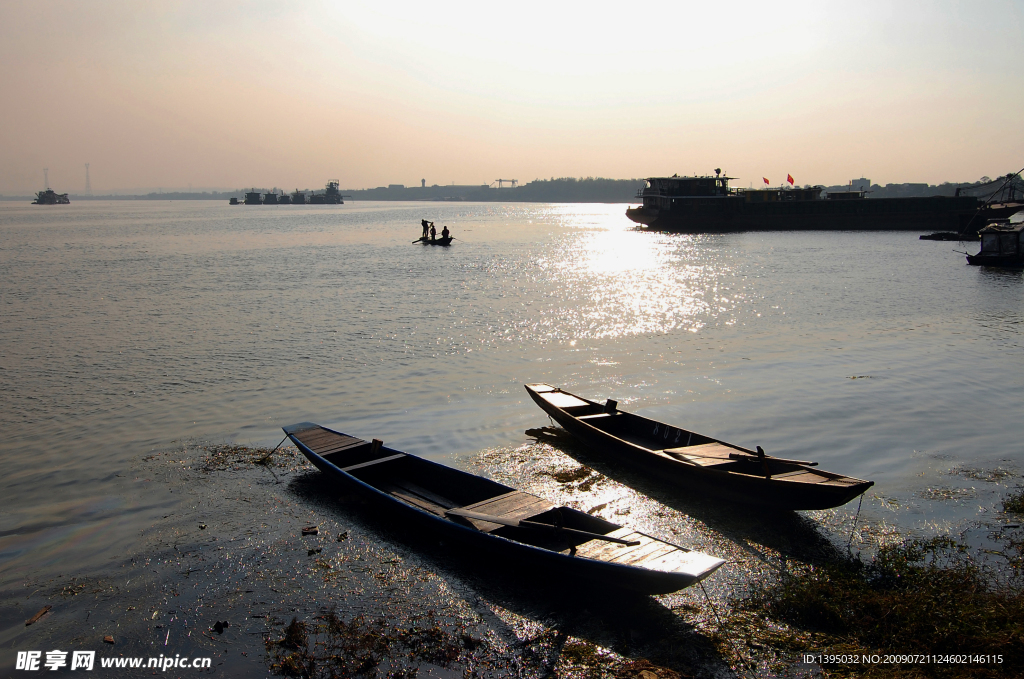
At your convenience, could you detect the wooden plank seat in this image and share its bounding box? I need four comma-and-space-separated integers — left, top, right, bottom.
662, 442, 740, 466
574, 528, 678, 568
539, 391, 591, 410
292, 427, 367, 456
341, 454, 406, 473
379, 479, 458, 517
449, 491, 555, 532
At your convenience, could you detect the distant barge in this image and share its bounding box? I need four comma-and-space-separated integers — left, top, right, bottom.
236, 180, 345, 205
626, 171, 1017, 233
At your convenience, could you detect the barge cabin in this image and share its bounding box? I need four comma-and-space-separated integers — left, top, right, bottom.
967, 220, 1024, 267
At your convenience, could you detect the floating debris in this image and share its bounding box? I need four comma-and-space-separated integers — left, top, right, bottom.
336, 531, 348, 542
213, 620, 230, 634
301, 525, 319, 536
25, 605, 51, 626
103, 635, 114, 645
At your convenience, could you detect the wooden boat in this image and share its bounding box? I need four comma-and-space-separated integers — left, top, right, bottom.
414, 236, 453, 246
525, 384, 874, 511
283, 422, 725, 594
966, 220, 1024, 268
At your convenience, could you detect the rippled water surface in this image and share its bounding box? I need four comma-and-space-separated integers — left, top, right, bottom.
1, 200, 1022, 588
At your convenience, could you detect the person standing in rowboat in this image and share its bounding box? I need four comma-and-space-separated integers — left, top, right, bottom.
430, 223, 437, 241
421, 219, 430, 238
441, 225, 450, 240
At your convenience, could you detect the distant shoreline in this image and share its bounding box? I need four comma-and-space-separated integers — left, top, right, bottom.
1, 175, 1011, 203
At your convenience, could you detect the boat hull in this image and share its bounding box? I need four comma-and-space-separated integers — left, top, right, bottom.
283, 422, 724, 594
627, 196, 988, 233
416, 236, 453, 246
525, 385, 873, 511
966, 253, 1024, 268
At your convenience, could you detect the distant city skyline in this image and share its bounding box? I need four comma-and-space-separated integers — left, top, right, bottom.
2, 1, 1022, 195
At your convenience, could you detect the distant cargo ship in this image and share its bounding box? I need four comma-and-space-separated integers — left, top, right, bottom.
309, 179, 344, 204
235, 181, 345, 205
626, 170, 1013, 232
32, 189, 70, 205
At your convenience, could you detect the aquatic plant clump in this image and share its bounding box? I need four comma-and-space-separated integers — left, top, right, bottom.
1003, 487, 1024, 515
266, 611, 469, 677
741, 536, 1024, 677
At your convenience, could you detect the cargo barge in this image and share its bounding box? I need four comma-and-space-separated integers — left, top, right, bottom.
235, 180, 345, 205
626, 170, 1016, 233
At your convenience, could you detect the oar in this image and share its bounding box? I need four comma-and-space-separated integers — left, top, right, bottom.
446, 508, 640, 546
728, 452, 817, 466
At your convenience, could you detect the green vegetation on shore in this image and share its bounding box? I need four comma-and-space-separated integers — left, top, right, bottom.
1003, 487, 1024, 514
732, 508, 1024, 677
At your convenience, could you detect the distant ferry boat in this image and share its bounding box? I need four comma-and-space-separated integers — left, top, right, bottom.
32, 189, 70, 205
626, 170, 1011, 232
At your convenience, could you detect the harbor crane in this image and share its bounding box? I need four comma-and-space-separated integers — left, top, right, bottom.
492, 179, 518, 188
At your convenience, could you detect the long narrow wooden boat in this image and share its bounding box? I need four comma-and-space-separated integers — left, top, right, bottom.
414, 236, 453, 246
283, 422, 725, 594
525, 384, 873, 511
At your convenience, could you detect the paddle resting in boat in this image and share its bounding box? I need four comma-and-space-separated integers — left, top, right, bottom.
525, 384, 873, 511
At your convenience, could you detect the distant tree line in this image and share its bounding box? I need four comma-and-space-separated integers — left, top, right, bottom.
342, 177, 645, 203
823, 174, 1023, 201
5, 174, 1020, 203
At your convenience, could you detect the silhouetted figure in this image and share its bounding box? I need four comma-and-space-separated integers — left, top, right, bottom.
421, 219, 429, 238
429, 223, 437, 241
441, 225, 450, 240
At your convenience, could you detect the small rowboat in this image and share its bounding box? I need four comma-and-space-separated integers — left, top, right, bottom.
283, 422, 725, 594
414, 236, 453, 246
525, 384, 873, 511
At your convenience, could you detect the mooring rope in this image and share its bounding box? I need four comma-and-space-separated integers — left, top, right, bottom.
846, 492, 866, 553
699, 581, 758, 679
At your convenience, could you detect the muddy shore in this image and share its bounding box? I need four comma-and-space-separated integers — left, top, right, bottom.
2, 431, 1020, 678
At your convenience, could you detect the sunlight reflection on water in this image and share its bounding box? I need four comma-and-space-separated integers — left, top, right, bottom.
1, 200, 1022, 588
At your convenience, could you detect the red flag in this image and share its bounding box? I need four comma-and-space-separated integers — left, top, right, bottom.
763, 177, 769, 185
787, 174, 795, 185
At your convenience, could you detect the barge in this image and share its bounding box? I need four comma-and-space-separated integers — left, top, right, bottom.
626, 170, 1013, 233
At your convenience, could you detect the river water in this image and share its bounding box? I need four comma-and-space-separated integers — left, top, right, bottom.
1, 199, 1022, 604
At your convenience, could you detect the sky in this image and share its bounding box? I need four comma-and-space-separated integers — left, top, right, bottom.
1, 0, 1022, 194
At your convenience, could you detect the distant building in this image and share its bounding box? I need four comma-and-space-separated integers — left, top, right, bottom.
421, 179, 426, 188
850, 178, 871, 191
388, 184, 405, 190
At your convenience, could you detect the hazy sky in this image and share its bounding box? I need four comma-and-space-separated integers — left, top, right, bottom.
2, 1, 1022, 193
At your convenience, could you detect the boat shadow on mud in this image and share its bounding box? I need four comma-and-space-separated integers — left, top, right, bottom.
524, 426, 850, 569
284, 468, 736, 677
